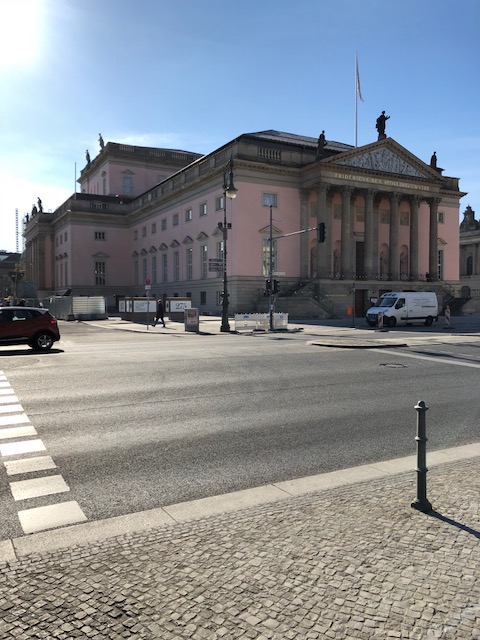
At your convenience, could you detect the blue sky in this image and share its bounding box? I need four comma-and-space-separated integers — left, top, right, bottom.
1, 0, 479, 252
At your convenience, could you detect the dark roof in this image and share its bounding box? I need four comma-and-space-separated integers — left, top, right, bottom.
246, 129, 353, 153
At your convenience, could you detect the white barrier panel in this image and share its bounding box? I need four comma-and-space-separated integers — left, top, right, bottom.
234, 313, 288, 331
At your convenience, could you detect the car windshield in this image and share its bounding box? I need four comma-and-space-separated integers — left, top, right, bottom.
379, 297, 397, 308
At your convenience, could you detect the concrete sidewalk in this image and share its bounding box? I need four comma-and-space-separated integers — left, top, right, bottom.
0, 446, 479, 639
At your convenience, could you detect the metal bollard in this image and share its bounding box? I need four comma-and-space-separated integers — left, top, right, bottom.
411, 400, 433, 512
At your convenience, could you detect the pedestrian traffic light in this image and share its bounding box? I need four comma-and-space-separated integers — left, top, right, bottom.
273, 280, 279, 294
317, 222, 326, 243
265, 279, 271, 291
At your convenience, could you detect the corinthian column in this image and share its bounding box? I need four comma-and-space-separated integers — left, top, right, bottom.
389, 192, 400, 280
316, 183, 330, 277
429, 197, 441, 281
299, 189, 310, 278
364, 189, 376, 278
409, 195, 421, 280
341, 186, 354, 276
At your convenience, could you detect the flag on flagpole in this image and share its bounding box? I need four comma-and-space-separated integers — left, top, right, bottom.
356, 53, 364, 102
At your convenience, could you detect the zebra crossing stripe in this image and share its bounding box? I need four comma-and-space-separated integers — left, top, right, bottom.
10, 475, 70, 501
18, 501, 88, 534
0, 426, 37, 440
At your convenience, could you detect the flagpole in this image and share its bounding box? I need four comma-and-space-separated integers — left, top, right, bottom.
355, 54, 358, 147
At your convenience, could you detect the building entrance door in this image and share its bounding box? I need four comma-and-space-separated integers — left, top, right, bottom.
355, 242, 364, 278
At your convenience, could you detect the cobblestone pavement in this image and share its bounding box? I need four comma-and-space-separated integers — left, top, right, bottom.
0, 458, 478, 639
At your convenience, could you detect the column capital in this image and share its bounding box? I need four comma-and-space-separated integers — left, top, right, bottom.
389, 191, 401, 204
315, 182, 331, 194
428, 196, 442, 208
299, 188, 310, 203
364, 188, 377, 202
409, 194, 422, 207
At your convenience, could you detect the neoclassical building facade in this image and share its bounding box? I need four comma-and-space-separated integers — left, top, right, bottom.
23, 128, 465, 318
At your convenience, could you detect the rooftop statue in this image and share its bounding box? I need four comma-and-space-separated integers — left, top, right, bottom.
99, 133, 105, 150
86, 149, 91, 165
376, 111, 390, 139
316, 130, 326, 157
430, 151, 437, 169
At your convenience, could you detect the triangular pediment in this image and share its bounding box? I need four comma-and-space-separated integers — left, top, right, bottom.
259, 224, 282, 235
321, 138, 441, 181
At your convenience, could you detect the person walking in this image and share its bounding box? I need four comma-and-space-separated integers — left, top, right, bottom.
153, 299, 166, 327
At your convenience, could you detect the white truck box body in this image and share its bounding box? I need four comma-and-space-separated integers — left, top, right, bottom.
366, 291, 438, 327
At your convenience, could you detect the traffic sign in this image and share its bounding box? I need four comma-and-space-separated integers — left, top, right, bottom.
145, 278, 151, 285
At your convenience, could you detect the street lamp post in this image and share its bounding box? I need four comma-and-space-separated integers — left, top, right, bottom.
218, 156, 237, 332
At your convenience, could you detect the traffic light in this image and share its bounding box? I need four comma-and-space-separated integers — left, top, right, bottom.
265, 279, 271, 291
317, 222, 326, 243
273, 280, 279, 294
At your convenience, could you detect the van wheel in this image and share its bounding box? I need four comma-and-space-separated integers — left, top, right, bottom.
387, 317, 396, 328
425, 316, 433, 327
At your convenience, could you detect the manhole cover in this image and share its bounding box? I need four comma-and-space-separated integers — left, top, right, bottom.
380, 363, 408, 369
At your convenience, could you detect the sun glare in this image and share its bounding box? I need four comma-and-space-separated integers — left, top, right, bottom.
0, 0, 44, 68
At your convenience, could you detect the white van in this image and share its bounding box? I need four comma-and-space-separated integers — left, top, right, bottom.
366, 291, 438, 328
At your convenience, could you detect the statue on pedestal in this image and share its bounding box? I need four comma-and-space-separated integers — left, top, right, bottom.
99, 133, 105, 151
86, 149, 91, 166
316, 130, 326, 157
376, 111, 390, 139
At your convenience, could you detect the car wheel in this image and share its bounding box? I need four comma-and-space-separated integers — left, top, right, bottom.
31, 332, 54, 351
425, 316, 433, 327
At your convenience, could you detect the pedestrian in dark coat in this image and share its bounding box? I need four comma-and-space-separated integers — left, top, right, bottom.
153, 300, 166, 327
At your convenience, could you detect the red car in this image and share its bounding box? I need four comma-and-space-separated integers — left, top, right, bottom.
0, 306, 60, 351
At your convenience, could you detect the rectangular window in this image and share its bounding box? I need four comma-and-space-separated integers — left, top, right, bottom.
438, 211, 444, 223
438, 249, 444, 279
400, 211, 410, 226
162, 253, 168, 283
142, 226, 147, 237
161, 219, 167, 231
151, 222, 157, 234
173, 251, 180, 281
200, 244, 208, 279
133, 230, 138, 240
142, 258, 147, 283
262, 193, 277, 207
185, 208, 192, 222
134, 260, 139, 285
173, 213, 179, 226
123, 175, 133, 196
95, 261, 106, 286
216, 291, 222, 305
215, 195, 224, 211
95, 231, 106, 241
199, 202, 207, 217
102, 178, 106, 195
216, 240, 224, 260
200, 291, 207, 305
355, 206, 365, 223
262, 238, 277, 277
64, 232, 68, 242
380, 209, 390, 224
186, 247, 193, 280
152, 256, 157, 284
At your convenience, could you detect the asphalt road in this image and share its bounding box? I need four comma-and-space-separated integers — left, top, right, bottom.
0, 321, 479, 540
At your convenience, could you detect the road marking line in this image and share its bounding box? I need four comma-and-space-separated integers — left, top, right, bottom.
0, 394, 19, 404
4, 456, 57, 476
373, 348, 480, 368
0, 403, 24, 414
10, 475, 70, 501
18, 501, 88, 534
0, 414, 30, 427
0, 382, 12, 388
0, 388, 15, 395
0, 426, 37, 440
0, 439, 46, 457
